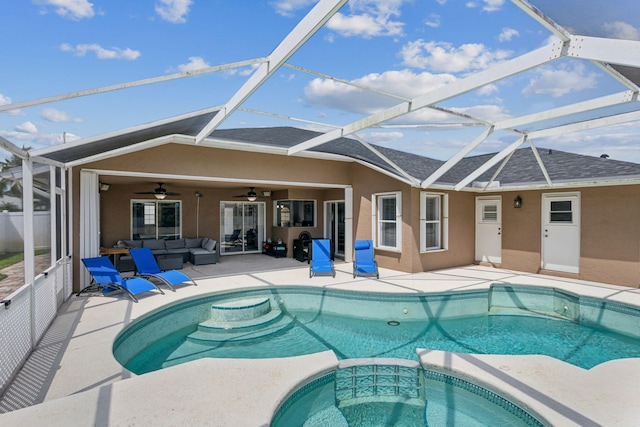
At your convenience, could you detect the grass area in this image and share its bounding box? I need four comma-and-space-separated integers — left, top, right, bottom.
0, 249, 51, 282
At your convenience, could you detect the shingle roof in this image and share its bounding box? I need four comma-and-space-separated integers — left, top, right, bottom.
443, 147, 640, 186
40, 123, 640, 188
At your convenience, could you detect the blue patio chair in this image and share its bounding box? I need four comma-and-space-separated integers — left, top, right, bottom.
129, 247, 196, 292
79, 256, 163, 303
353, 240, 379, 279
310, 239, 335, 278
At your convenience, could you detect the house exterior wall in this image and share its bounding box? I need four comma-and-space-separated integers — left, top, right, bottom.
497, 186, 640, 288
350, 165, 476, 274
70, 142, 640, 290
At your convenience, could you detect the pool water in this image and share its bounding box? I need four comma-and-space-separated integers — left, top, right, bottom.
125, 310, 640, 374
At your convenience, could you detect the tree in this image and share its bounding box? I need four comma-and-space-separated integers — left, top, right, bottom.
0, 148, 28, 199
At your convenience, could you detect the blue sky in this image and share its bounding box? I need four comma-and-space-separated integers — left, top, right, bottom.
1, 0, 640, 162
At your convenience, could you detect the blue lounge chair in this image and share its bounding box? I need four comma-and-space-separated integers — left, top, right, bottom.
79, 256, 162, 303
310, 239, 335, 278
353, 240, 379, 279
129, 247, 196, 292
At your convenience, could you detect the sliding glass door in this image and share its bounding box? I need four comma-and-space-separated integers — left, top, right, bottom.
220, 201, 265, 255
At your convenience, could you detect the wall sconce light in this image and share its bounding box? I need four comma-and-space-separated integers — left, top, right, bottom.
99, 183, 110, 192
514, 195, 523, 208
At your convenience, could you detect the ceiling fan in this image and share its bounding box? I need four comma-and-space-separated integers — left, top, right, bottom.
135, 182, 180, 200
234, 187, 267, 201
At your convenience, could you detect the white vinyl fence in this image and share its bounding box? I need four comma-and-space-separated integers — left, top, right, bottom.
0, 211, 51, 253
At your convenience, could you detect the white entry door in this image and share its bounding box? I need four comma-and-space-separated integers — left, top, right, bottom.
475, 197, 501, 264
541, 193, 580, 274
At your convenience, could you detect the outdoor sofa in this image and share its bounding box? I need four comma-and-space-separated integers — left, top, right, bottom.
114, 237, 219, 272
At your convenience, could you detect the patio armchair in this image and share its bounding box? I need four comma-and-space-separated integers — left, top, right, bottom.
129, 247, 197, 291
79, 256, 163, 303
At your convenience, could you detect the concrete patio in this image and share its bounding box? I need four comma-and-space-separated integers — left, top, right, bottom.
1, 255, 640, 426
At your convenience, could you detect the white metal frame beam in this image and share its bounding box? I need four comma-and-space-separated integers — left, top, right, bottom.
420, 126, 495, 188
194, 0, 348, 143
0, 59, 265, 113
529, 109, 640, 139
288, 39, 566, 155
568, 35, 640, 68
454, 135, 528, 191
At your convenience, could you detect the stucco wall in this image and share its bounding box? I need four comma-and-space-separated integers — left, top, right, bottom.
70, 142, 640, 289
497, 187, 640, 288
351, 165, 476, 274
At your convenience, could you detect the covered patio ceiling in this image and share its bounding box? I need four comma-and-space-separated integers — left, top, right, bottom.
3, 0, 640, 191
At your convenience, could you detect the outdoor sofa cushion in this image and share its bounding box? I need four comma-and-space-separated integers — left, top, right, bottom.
185, 237, 203, 248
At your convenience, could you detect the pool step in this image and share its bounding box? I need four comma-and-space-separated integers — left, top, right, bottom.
186, 296, 294, 344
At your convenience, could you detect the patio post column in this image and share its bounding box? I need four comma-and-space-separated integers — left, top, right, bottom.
22, 158, 36, 348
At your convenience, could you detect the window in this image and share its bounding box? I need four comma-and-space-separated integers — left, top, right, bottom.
550, 200, 573, 223
372, 192, 401, 250
275, 200, 315, 227
131, 200, 182, 239
421, 192, 448, 252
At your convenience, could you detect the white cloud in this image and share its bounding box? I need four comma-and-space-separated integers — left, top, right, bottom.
60, 43, 140, 60
15, 122, 38, 134
0, 129, 80, 149
176, 56, 210, 72
522, 62, 598, 98
482, 0, 504, 12
602, 21, 640, 41
155, 0, 192, 23
304, 69, 457, 114
270, 0, 315, 17
37, 0, 95, 20
425, 13, 440, 29
399, 40, 512, 73
465, 0, 504, 12
498, 27, 519, 42
0, 93, 21, 116
360, 131, 404, 144
41, 108, 82, 123
326, 0, 405, 38
476, 84, 498, 96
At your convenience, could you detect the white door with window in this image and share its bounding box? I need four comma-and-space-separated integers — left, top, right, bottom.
475, 197, 501, 264
541, 193, 580, 274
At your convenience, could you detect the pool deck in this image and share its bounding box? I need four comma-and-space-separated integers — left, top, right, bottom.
1, 257, 640, 426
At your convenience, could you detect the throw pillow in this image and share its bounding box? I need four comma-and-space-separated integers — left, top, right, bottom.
203, 238, 216, 252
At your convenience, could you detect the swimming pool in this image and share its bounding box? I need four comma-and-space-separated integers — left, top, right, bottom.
114, 284, 640, 374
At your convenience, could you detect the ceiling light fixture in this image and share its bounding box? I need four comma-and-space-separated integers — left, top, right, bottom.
247, 188, 257, 202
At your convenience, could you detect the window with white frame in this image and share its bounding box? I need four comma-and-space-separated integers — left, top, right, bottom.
420, 192, 448, 252
372, 192, 401, 250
